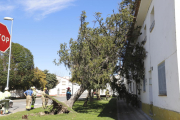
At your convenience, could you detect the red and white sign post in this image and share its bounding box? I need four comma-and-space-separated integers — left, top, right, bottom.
1, 17, 13, 90
0, 23, 11, 52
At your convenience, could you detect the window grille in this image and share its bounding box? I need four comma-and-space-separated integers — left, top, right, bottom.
150, 20, 155, 32
150, 7, 155, 32
62, 89, 66, 93
62, 81, 66, 85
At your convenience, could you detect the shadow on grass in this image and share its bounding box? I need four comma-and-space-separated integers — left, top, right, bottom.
73, 97, 117, 120
98, 98, 117, 119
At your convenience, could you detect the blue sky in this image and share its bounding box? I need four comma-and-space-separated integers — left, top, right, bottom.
0, 0, 121, 77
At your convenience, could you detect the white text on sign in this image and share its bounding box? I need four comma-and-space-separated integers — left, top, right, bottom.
0, 34, 9, 43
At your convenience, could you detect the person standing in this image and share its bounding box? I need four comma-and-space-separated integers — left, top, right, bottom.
31, 86, 37, 109
24, 88, 33, 111
66, 87, 71, 100
0, 89, 5, 115
3, 87, 11, 114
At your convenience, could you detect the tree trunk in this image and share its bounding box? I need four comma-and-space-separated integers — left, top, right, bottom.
97, 89, 101, 100
83, 89, 90, 107
64, 85, 86, 108
89, 89, 92, 102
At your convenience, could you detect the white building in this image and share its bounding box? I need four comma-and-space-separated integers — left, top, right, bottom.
130, 0, 180, 119
100, 83, 113, 96
49, 76, 81, 96
9, 76, 81, 98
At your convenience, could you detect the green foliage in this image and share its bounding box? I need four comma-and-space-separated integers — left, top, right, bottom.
121, 41, 146, 83
55, 1, 134, 91
0, 43, 34, 91
32, 67, 47, 89
0, 42, 58, 91
119, 1, 146, 84
110, 1, 146, 103
43, 70, 58, 89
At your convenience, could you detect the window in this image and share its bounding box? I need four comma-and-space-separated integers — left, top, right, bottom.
62, 81, 66, 85
149, 7, 155, 32
158, 61, 167, 95
62, 89, 66, 93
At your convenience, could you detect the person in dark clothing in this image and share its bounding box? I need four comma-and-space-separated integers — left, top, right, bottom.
66, 87, 71, 100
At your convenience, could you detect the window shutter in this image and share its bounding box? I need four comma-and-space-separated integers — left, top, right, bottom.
158, 62, 167, 95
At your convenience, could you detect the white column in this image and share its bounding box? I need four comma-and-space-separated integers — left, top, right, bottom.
174, 0, 180, 95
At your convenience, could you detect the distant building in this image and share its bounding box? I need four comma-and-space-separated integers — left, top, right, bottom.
10, 76, 81, 98
100, 74, 124, 96
100, 83, 113, 96
49, 76, 80, 96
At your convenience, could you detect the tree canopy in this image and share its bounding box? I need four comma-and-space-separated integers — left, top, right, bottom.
0, 43, 34, 91
43, 70, 58, 89
32, 67, 47, 89
0, 43, 59, 91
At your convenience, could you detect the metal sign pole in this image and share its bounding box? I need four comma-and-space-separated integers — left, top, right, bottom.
6, 20, 13, 89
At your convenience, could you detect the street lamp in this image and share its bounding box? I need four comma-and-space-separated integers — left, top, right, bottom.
4, 17, 13, 90
4, 17, 14, 21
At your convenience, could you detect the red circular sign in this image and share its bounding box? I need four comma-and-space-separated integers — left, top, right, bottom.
0, 23, 10, 53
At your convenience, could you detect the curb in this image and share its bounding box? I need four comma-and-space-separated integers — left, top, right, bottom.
136, 109, 152, 120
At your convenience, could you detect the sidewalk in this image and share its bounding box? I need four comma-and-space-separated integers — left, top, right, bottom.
117, 99, 151, 120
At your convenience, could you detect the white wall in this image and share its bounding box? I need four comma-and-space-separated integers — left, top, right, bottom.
100, 83, 113, 95
136, 0, 180, 112
49, 76, 80, 96
10, 90, 24, 98
174, 0, 180, 95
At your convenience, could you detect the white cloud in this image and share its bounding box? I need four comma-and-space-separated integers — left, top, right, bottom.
0, 5, 15, 12
17, 0, 75, 20
0, 0, 75, 20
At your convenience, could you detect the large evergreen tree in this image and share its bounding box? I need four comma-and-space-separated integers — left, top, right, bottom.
55, 0, 136, 108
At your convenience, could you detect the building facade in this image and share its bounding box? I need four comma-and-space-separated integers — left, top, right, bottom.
9, 76, 81, 97
49, 76, 80, 96
134, 0, 180, 119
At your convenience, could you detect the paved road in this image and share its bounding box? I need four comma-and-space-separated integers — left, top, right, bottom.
6, 92, 88, 114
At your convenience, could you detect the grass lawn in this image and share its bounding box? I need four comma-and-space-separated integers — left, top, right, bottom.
0, 97, 117, 120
